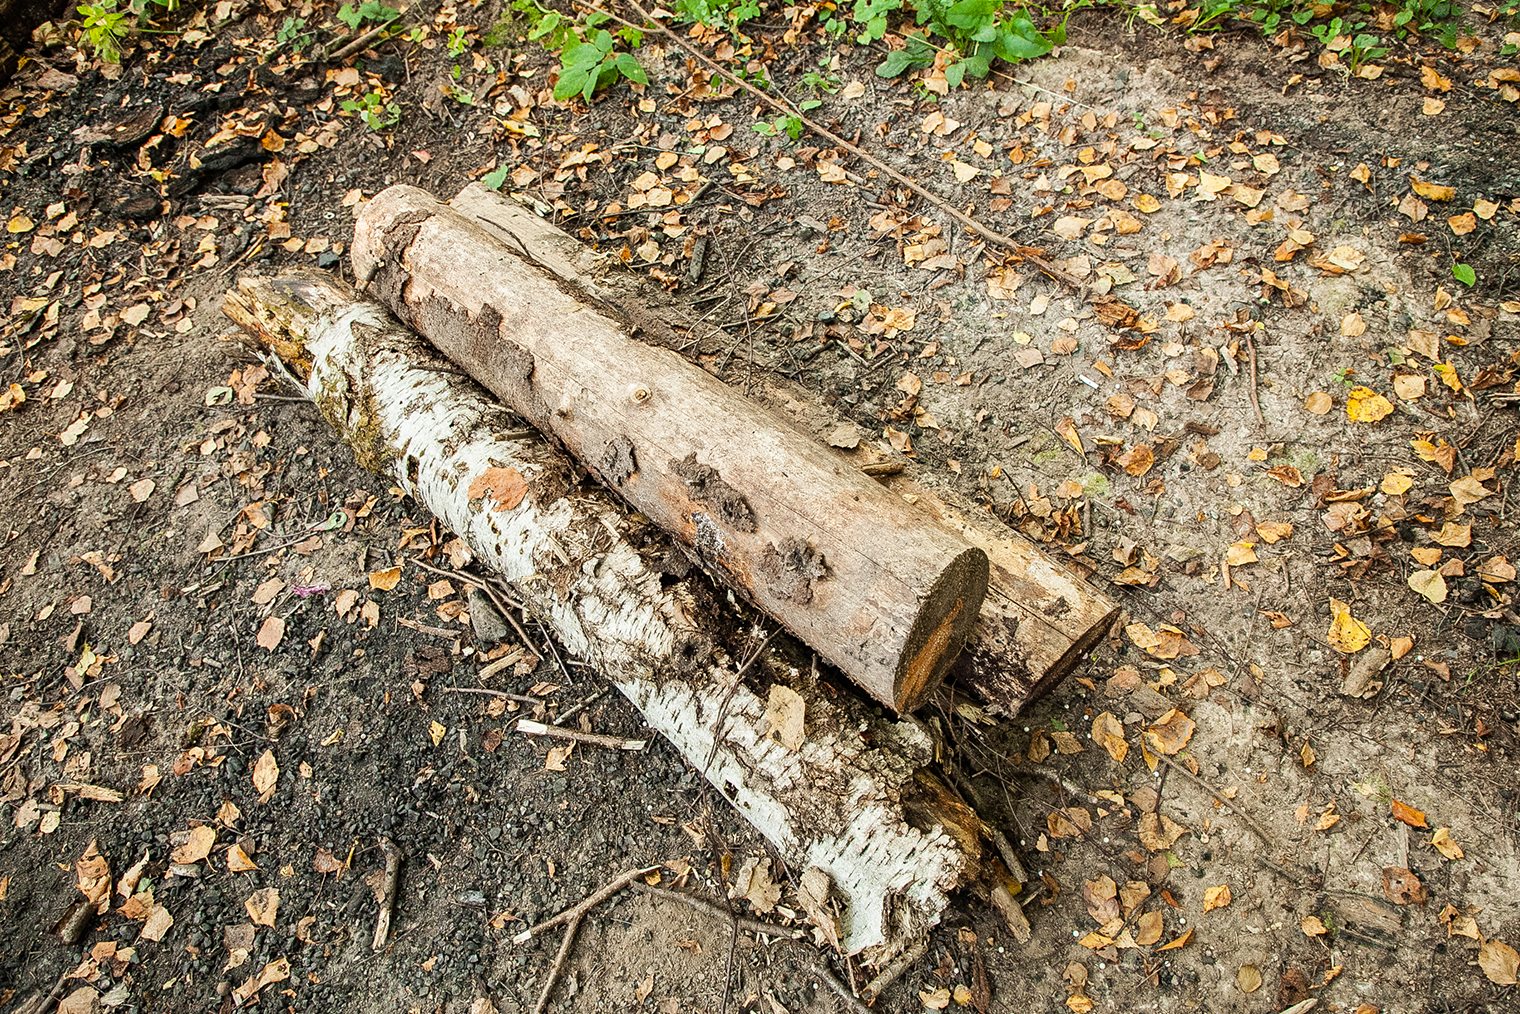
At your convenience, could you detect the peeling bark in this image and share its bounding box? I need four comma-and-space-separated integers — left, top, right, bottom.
222, 273, 986, 962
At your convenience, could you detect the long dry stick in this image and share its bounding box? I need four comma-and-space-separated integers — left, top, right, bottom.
591, 1, 1089, 295
1246, 334, 1266, 429
512, 865, 661, 944
531, 914, 584, 1014
1145, 748, 1277, 851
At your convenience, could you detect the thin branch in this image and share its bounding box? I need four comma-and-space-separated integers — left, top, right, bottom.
591, 1, 1088, 295
530, 914, 582, 1014
516, 718, 646, 751
512, 865, 660, 944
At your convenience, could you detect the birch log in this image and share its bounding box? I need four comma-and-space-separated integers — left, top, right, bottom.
221, 273, 984, 962
351, 185, 989, 714
439, 184, 1119, 716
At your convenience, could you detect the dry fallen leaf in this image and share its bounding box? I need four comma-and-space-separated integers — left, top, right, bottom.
1382, 866, 1427, 905
244, 887, 279, 927
171, 825, 217, 864
1478, 940, 1519, 985
1143, 710, 1196, 755
1237, 964, 1261, 994
1301, 916, 1328, 936
1092, 711, 1128, 763
467, 466, 529, 511
1407, 569, 1447, 604
255, 616, 284, 651
252, 749, 278, 803
1346, 386, 1394, 423
1203, 885, 1232, 913
1430, 827, 1464, 860
1327, 598, 1371, 653
1391, 799, 1429, 828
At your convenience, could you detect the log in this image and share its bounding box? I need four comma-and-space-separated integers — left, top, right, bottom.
351, 186, 989, 714
435, 184, 1120, 716
221, 272, 988, 962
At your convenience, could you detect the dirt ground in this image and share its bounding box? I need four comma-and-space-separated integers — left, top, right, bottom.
2, 3, 1519, 1012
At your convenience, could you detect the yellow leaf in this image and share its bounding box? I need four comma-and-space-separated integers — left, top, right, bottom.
1327, 598, 1370, 653
1478, 940, 1519, 985
1226, 541, 1257, 566
1132, 193, 1162, 213
1092, 711, 1128, 763
1237, 964, 1262, 993
1203, 885, 1232, 912
1430, 827, 1464, 860
1422, 97, 1446, 115
368, 566, 402, 591
1381, 472, 1413, 495
1412, 178, 1455, 200
1346, 386, 1394, 423
1407, 569, 1447, 603
1302, 916, 1328, 936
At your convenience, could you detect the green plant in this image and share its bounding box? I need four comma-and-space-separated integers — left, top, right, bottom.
341, 89, 400, 130
1453, 262, 1477, 286
553, 27, 648, 102
276, 15, 312, 54
78, 2, 130, 62
671, 0, 764, 37
752, 100, 821, 139
446, 25, 470, 57
337, 1, 399, 31
870, 0, 1058, 85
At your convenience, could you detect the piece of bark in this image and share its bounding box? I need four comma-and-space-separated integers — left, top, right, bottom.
222, 273, 985, 961
444, 184, 1119, 715
352, 185, 989, 714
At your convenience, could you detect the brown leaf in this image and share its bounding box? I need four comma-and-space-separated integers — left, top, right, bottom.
466, 466, 529, 511
1381, 866, 1427, 905
1143, 710, 1196, 755
244, 887, 279, 927
1391, 799, 1429, 828
1137, 812, 1189, 851
1092, 711, 1128, 763
313, 848, 346, 875
251, 749, 278, 803
1047, 806, 1093, 839
1478, 940, 1519, 985
171, 825, 217, 865
255, 616, 284, 651
1237, 964, 1261, 993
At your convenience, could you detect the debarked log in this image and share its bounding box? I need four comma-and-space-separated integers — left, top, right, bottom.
404, 183, 1120, 716
221, 272, 987, 961
351, 185, 988, 714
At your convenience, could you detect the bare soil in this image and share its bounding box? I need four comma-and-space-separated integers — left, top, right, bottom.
2, 4, 1519, 1013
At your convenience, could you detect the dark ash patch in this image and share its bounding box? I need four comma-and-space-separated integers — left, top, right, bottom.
758, 537, 829, 605
602, 435, 638, 486
669, 453, 756, 532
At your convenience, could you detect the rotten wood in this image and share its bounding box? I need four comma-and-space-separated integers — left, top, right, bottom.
445, 184, 1119, 716
352, 185, 990, 714
372, 836, 403, 951
222, 272, 995, 961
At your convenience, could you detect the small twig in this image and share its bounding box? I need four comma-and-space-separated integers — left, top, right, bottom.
631, 884, 867, 1014
372, 836, 403, 951
328, 20, 398, 63
1147, 750, 1277, 851
512, 865, 660, 944
396, 615, 462, 641
631, 882, 797, 938
531, 914, 583, 1014
593, 1, 1087, 295
860, 934, 929, 1003
15, 967, 72, 1014
515, 718, 646, 752
1246, 334, 1266, 429
440, 686, 541, 706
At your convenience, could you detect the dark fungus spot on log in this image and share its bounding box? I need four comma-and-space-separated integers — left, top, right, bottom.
669, 453, 756, 533
674, 634, 710, 673
601, 435, 638, 486
758, 536, 828, 605
1042, 596, 1073, 618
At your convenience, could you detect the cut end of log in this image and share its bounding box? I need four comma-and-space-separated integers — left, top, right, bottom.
895, 548, 990, 712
